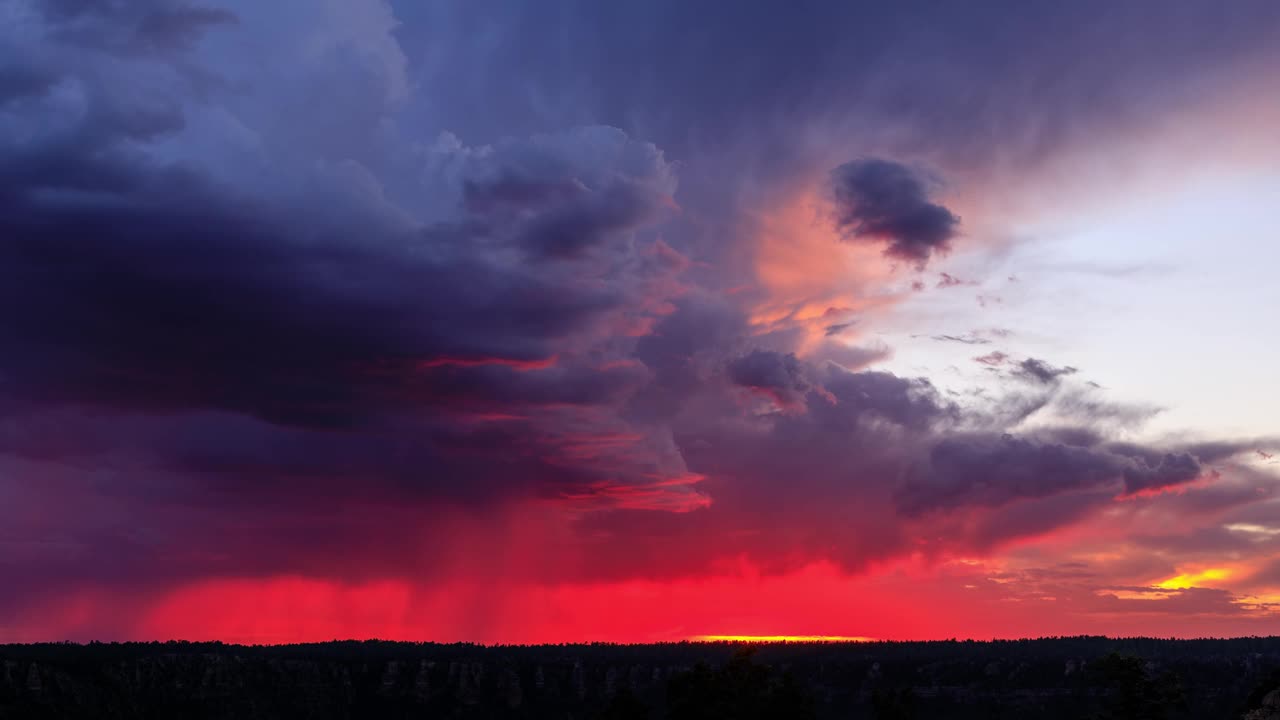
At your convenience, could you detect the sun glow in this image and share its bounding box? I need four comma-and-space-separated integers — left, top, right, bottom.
1155, 568, 1232, 590
693, 635, 876, 643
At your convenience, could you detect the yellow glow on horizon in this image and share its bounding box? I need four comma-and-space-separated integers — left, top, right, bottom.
1155, 568, 1232, 590
693, 635, 876, 643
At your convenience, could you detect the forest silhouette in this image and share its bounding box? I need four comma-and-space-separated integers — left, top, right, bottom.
4, 637, 1280, 718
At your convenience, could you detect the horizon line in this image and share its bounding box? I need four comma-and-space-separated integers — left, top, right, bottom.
6, 634, 1280, 649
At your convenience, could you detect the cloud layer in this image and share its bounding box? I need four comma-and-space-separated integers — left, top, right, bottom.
1, 0, 1278, 641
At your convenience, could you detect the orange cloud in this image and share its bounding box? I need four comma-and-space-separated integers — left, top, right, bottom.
747, 190, 907, 355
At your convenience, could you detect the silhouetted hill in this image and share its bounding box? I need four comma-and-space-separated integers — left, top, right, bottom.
4, 637, 1280, 718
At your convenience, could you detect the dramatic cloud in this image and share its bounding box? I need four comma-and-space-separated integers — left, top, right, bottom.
37, 0, 239, 54
726, 350, 809, 408
896, 435, 1206, 515
0, 125, 680, 417
830, 158, 960, 265
2, 0, 1278, 641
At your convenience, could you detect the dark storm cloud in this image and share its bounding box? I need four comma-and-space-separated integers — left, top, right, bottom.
0, 105, 676, 426
897, 435, 1123, 515
389, 0, 1280, 222
0, 407, 636, 509
830, 158, 960, 264
516, 178, 667, 259
0, 123, 690, 590
897, 435, 1214, 516
575, 349, 1237, 579
3, 0, 1279, 609
38, 0, 238, 54
624, 293, 753, 424
457, 129, 678, 260
1181, 439, 1280, 464
0, 188, 616, 425
0, 0, 687, 531
816, 368, 954, 430
1038, 426, 1107, 448
964, 490, 1112, 551
727, 350, 805, 394
1117, 451, 1202, 494
0, 65, 61, 105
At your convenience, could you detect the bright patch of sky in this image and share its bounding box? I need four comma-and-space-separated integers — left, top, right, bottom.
880, 168, 1280, 441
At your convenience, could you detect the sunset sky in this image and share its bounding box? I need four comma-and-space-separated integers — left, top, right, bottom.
2, 0, 1279, 644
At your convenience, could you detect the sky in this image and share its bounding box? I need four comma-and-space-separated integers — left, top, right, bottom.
2, 0, 1279, 644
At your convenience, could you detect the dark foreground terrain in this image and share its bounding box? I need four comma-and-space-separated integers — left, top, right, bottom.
3, 637, 1280, 719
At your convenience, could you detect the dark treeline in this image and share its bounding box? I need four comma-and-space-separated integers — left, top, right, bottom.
3, 637, 1280, 718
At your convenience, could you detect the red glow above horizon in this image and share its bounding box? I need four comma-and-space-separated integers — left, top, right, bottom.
9, 557, 1278, 645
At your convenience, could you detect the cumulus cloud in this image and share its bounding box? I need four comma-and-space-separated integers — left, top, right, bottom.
726, 350, 809, 408
830, 158, 960, 265
0, 3, 702, 585
0, 125, 678, 426
896, 435, 1208, 516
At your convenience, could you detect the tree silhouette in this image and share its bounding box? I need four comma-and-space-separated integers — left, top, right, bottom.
597, 687, 649, 720
1089, 652, 1187, 720
872, 687, 917, 720
666, 648, 816, 720
1242, 669, 1280, 720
